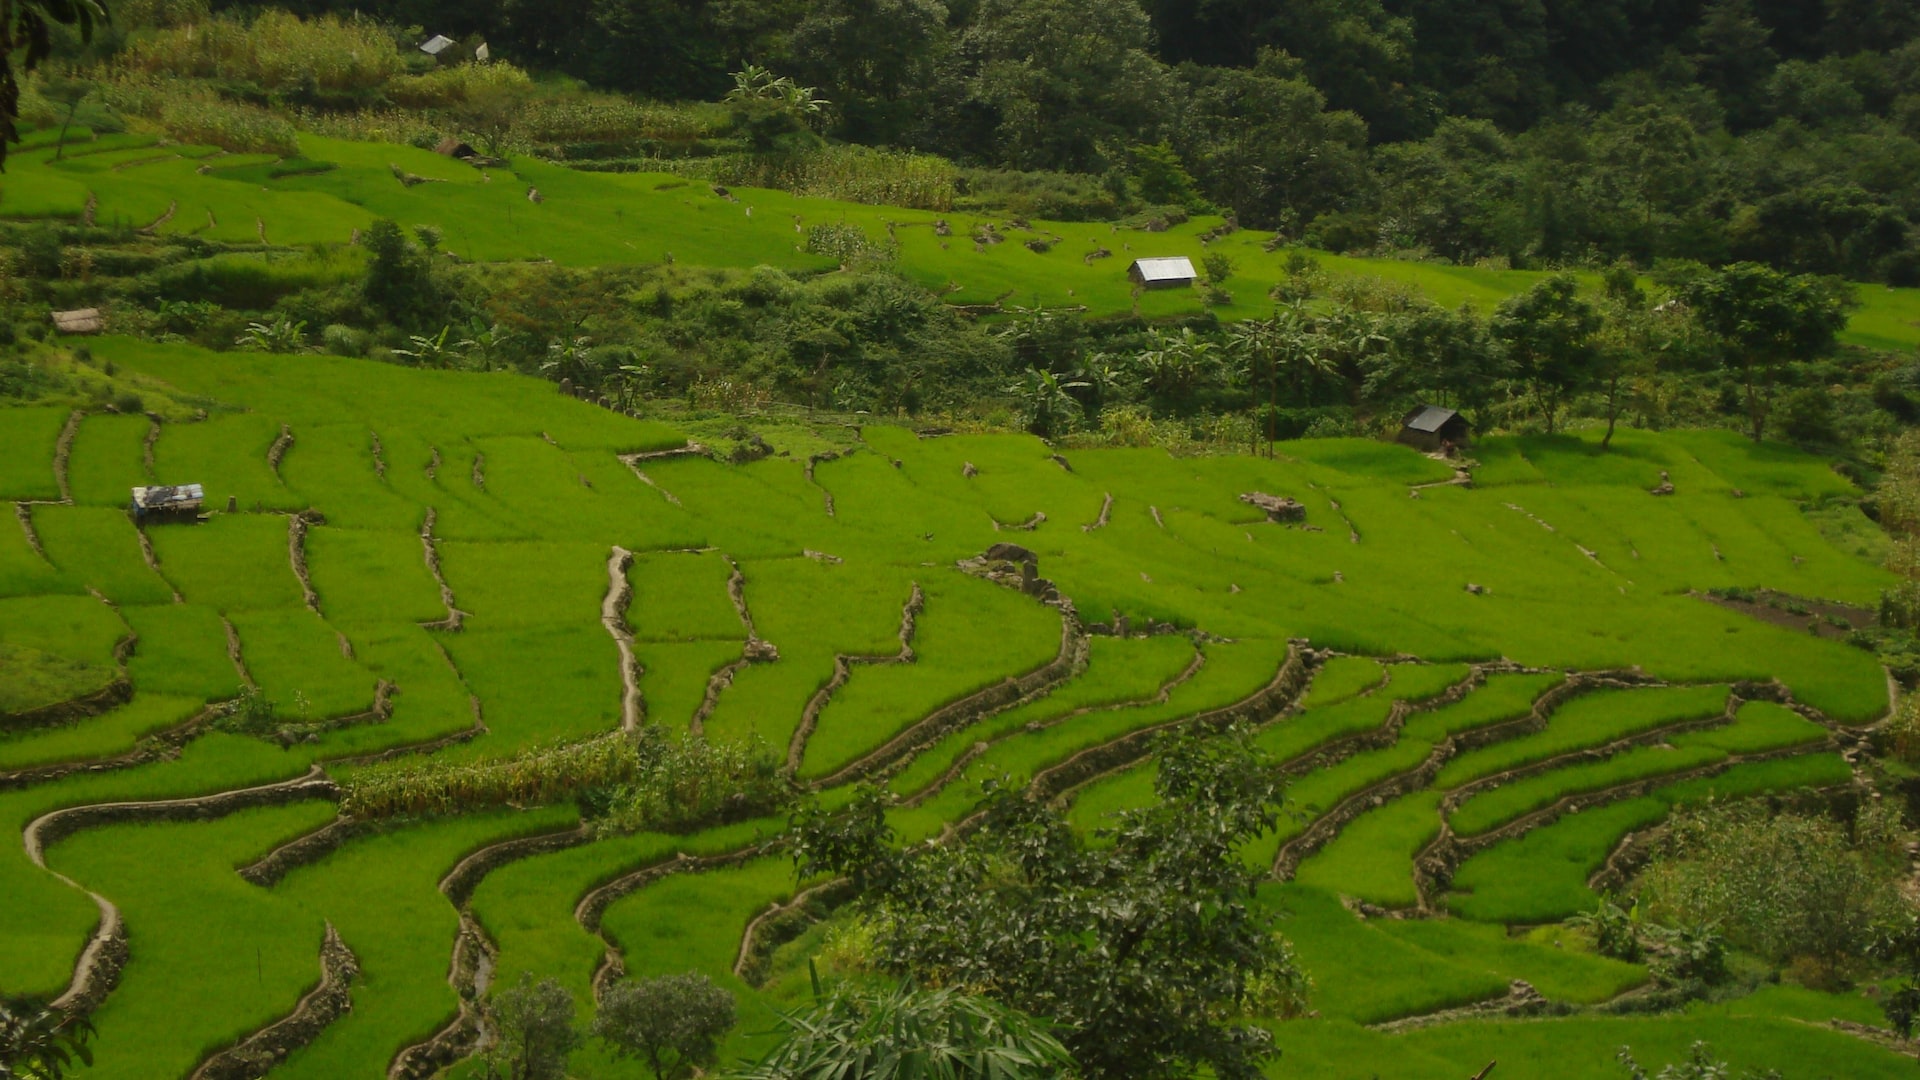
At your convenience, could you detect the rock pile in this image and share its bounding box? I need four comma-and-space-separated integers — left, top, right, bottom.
1239, 492, 1307, 523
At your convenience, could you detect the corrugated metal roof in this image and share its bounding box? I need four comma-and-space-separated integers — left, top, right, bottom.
132, 484, 204, 509
1129, 256, 1196, 283
420, 34, 455, 55
1403, 405, 1460, 433
50, 309, 103, 334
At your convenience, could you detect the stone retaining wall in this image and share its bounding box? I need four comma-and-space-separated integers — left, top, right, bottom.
190, 924, 358, 1080
2, 679, 134, 731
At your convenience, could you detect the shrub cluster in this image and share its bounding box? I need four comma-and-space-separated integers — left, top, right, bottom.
1637, 800, 1911, 968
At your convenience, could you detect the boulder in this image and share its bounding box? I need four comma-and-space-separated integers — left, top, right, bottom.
1239, 492, 1307, 523
985, 542, 1038, 564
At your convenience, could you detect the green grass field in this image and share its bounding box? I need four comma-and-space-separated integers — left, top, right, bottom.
0, 334, 1905, 1077
7, 131, 1920, 347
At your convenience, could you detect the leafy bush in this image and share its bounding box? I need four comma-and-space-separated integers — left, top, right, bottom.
802, 222, 894, 264
1570, 897, 1642, 962
484, 974, 579, 1080
790, 724, 1306, 1080
234, 315, 308, 353
1637, 800, 1911, 965
740, 983, 1074, 1080
592, 972, 735, 1080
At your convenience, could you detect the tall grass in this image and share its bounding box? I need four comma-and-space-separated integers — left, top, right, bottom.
599, 145, 957, 211
118, 11, 405, 95
337, 727, 789, 829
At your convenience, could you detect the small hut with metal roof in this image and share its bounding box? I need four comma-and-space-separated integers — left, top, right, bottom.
130, 484, 204, 521
1127, 256, 1197, 290
50, 309, 103, 335
1397, 405, 1470, 452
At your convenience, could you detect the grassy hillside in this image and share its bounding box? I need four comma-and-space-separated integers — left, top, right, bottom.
0, 336, 1904, 1077
7, 131, 1919, 351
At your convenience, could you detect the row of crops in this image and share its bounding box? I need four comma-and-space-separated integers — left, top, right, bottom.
0, 337, 1907, 1078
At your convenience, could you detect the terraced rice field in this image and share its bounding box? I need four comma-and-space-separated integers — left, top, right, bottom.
0, 337, 1906, 1078
5, 131, 1920, 349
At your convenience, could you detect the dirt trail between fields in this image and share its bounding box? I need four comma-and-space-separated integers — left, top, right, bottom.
0, 703, 221, 792
188, 923, 359, 1080
785, 583, 924, 773
23, 766, 337, 1018
1401, 677, 1869, 913
804, 450, 846, 516
1082, 492, 1113, 532
389, 823, 598, 1079
899, 640, 1204, 810
14, 503, 45, 557
1026, 643, 1317, 804
1270, 665, 1491, 879
222, 617, 256, 688
602, 546, 645, 732
267, 424, 293, 475
690, 556, 777, 736
288, 515, 319, 613
53, 409, 81, 504
418, 509, 466, 631
619, 443, 709, 504
134, 524, 185, 602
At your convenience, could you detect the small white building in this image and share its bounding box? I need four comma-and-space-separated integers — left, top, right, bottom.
420, 34, 456, 56
1127, 256, 1197, 290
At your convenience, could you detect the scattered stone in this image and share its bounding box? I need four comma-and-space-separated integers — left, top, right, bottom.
963, 461, 977, 478
933, 219, 951, 237
1239, 492, 1307, 523
1649, 470, 1674, 496
1465, 583, 1487, 595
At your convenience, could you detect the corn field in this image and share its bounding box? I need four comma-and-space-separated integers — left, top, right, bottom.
118, 11, 406, 94
338, 727, 789, 830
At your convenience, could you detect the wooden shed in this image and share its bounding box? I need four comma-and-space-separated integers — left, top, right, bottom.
1397, 405, 1470, 452
1127, 256, 1197, 289
50, 308, 103, 335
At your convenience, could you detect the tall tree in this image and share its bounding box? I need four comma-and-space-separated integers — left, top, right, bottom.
788, 724, 1308, 1080
486, 973, 580, 1080
958, 0, 1173, 172
593, 973, 735, 1080
788, 0, 948, 144
1490, 274, 1601, 434
1679, 262, 1854, 441
1690, 0, 1777, 129
0, 0, 105, 170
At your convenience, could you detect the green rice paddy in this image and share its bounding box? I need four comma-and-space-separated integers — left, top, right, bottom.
0, 327, 1904, 1076
7, 132, 1920, 349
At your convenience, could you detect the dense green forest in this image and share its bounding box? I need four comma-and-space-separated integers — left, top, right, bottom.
223, 0, 1920, 283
